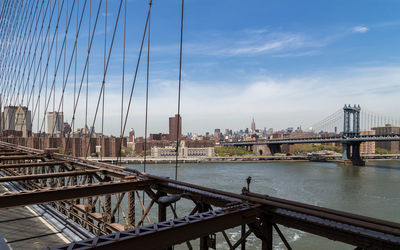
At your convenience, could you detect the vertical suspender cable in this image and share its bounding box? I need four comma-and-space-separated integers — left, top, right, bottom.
63, 0, 68, 129
143, 0, 151, 173
74, 0, 78, 135
64, 0, 103, 155
118, 0, 127, 165
39, 4, 43, 134
142, 0, 152, 216
48, 0, 87, 139
45, 0, 50, 135
99, 0, 107, 159
54, 0, 59, 137
85, 0, 91, 158
84, 0, 123, 157
175, 0, 185, 181
118, 3, 151, 168
102, 0, 107, 141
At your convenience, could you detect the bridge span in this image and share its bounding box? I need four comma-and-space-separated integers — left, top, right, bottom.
225, 134, 400, 145
223, 134, 400, 166
224, 104, 400, 165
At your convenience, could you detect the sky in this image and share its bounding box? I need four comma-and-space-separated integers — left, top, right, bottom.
3, 0, 400, 136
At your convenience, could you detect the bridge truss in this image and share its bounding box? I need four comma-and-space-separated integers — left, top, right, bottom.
0, 141, 400, 249
1, 0, 400, 249
311, 105, 400, 135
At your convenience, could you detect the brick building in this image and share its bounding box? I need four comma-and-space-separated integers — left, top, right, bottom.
372, 124, 400, 153
1, 136, 126, 158
169, 114, 182, 141
360, 130, 376, 154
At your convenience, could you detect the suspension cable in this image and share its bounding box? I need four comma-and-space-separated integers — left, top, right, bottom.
174, 0, 185, 181
83, 0, 123, 157
118, 5, 151, 160
143, 0, 152, 172
64, 0, 103, 154
117, 0, 127, 165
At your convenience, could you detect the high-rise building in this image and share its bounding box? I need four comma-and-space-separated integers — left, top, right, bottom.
169, 114, 182, 141
251, 118, 256, 133
15, 106, 32, 137
360, 130, 376, 154
3, 106, 17, 131
129, 128, 135, 142
372, 124, 400, 153
3, 106, 32, 137
47, 112, 64, 136
64, 122, 72, 135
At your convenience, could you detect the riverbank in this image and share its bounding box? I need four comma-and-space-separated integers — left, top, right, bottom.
85, 154, 400, 164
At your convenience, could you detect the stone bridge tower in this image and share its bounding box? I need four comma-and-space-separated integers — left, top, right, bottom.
343, 104, 361, 137
342, 104, 364, 165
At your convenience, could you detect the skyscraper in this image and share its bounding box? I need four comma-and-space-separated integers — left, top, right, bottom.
3, 106, 32, 137
47, 112, 64, 136
129, 128, 135, 142
14, 106, 32, 137
169, 114, 182, 141
3, 106, 17, 131
251, 117, 256, 133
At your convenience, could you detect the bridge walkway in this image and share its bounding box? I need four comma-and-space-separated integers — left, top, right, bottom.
0, 185, 70, 249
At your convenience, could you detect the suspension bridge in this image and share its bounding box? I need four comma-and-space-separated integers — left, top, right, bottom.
224, 104, 400, 166
1, 0, 400, 249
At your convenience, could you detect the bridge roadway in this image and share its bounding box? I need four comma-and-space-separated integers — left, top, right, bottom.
0, 141, 399, 249
0, 185, 70, 249
223, 134, 400, 146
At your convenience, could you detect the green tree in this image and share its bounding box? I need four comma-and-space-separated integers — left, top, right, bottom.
215, 146, 254, 156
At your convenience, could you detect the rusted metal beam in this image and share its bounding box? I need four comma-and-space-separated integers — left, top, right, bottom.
243, 191, 400, 231
2, 142, 400, 250
0, 161, 67, 169
0, 154, 44, 160
0, 151, 27, 155
51, 204, 260, 250
272, 223, 292, 250
271, 209, 400, 249
62, 160, 134, 180
128, 191, 135, 227
0, 170, 101, 182
0, 180, 154, 209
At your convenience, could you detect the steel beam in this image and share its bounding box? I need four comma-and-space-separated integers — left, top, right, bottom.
0, 180, 154, 209
0, 154, 44, 160
271, 209, 400, 249
0, 161, 67, 169
50, 204, 260, 250
0, 169, 101, 182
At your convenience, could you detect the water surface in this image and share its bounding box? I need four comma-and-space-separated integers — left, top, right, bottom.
124, 160, 400, 249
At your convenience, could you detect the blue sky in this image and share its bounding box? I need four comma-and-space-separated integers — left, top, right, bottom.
6, 0, 400, 136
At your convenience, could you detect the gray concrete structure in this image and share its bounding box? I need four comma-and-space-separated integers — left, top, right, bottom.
47, 112, 64, 136
3, 106, 32, 137
253, 144, 271, 156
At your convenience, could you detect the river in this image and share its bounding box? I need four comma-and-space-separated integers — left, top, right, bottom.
123, 160, 400, 249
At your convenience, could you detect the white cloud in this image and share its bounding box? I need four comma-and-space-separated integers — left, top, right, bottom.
40, 64, 400, 136
153, 31, 322, 58
225, 34, 304, 55
352, 26, 369, 33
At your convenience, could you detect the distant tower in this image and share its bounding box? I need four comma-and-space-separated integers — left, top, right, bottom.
47, 112, 64, 136
343, 104, 361, 137
129, 128, 135, 142
169, 114, 182, 141
251, 117, 256, 133
13, 106, 32, 137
